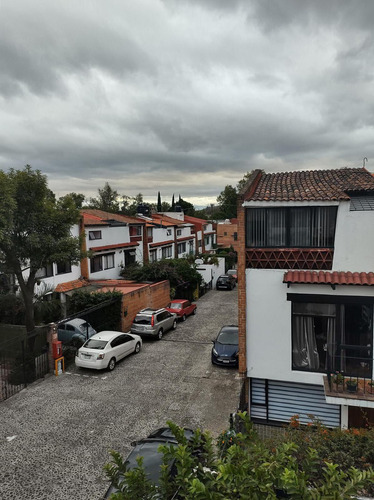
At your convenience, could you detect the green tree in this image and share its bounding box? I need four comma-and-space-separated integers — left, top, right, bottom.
90, 182, 121, 213
177, 195, 195, 216
60, 192, 86, 209
0, 166, 82, 335
122, 193, 145, 216
121, 259, 202, 293
157, 192, 162, 212
216, 184, 237, 219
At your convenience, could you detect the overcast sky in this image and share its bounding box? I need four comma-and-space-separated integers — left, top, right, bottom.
1, 0, 374, 206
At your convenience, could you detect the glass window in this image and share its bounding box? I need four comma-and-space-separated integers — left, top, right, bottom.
292, 300, 373, 377
103, 253, 115, 269
90, 255, 102, 273
56, 261, 72, 274
161, 246, 172, 259
89, 230, 102, 240
246, 207, 337, 248
149, 250, 157, 263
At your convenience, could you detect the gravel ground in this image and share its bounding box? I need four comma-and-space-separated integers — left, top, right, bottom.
0, 288, 239, 500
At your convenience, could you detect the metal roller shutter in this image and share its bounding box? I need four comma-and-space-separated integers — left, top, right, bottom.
250, 378, 341, 427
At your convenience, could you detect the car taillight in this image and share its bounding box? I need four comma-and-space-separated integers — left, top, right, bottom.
97, 353, 105, 360
151, 315, 154, 327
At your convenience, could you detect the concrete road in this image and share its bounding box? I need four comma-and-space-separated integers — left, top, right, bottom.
0, 288, 239, 500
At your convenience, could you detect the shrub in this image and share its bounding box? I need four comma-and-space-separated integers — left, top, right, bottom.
104, 413, 374, 499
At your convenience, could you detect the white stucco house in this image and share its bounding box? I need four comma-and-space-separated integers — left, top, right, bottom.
32, 209, 146, 300
238, 167, 374, 429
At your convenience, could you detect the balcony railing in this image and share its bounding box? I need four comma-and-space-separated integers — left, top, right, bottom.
324, 347, 374, 403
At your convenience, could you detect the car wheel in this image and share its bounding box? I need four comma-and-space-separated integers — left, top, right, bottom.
181, 314, 186, 322
172, 319, 177, 330
157, 329, 163, 340
193, 308, 197, 315
134, 342, 141, 354
108, 357, 116, 371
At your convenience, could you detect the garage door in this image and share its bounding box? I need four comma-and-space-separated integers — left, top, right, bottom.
250, 378, 341, 428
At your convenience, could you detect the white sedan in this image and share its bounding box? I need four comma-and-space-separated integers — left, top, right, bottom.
75, 331, 142, 371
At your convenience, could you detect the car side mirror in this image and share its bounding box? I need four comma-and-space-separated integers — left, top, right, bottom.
130, 441, 137, 447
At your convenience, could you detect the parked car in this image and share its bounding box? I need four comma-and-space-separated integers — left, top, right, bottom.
216, 274, 236, 290
211, 325, 239, 367
75, 331, 142, 371
131, 308, 177, 340
226, 269, 238, 282
166, 299, 197, 321
104, 427, 199, 498
57, 318, 96, 347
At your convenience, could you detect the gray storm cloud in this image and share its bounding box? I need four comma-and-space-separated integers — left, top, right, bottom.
0, 0, 373, 204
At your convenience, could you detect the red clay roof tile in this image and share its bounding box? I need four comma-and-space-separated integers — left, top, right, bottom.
283, 270, 374, 286
246, 168, 374, 202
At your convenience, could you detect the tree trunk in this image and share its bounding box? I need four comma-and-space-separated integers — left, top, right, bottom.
15, 269, 36, 338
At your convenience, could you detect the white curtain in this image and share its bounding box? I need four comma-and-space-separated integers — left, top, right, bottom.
293, 316, 320, 370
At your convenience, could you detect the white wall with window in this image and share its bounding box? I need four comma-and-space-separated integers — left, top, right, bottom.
246, 268, 374, 386
85, 223, 131, 249
32, 224, 81, 293
89, 250, 121, 279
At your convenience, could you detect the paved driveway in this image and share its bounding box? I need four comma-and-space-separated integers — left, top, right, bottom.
0, 288, 239, 500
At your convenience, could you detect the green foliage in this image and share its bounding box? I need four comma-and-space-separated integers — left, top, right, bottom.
121, 259, 202, 291
0, 293, 25, 324
104, 414, 374, 499
90, 182, 121, 213
177, 196, 195, 216
59, 192, 86, 209
216, 185, 237, 219
68, 290, 123, 311
0, 165, 82, 333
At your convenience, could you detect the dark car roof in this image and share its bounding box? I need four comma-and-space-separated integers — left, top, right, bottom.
104, 427, 195, 497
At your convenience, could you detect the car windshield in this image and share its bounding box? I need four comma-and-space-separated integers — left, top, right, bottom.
133, 315, 152, 325
83, 339, 108, 350
227, 270, 236, 276
217, 328, 238, 345
218, 277, 229, 282
170, 303, 183, 310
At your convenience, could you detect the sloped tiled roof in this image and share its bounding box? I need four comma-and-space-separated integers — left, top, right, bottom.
151, 214, 186, 226
90, 242, 139, 252
284, 270, 374, 286
81, 209, 145, 225
246, 168, 374, 202
55, 278, 90, 293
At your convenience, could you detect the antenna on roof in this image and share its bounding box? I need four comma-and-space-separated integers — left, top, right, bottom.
363, 157, 368, 167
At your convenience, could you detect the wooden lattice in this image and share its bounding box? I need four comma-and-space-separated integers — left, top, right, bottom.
245, 248, 334, 270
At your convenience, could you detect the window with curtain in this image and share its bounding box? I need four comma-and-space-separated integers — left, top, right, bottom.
292, 301, 373, 376
246, 206, 337, 248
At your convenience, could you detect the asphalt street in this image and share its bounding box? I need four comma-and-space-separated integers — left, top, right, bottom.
0, 287, 239, 500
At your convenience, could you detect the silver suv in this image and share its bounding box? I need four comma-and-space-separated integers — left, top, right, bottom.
131, 308, 177, 340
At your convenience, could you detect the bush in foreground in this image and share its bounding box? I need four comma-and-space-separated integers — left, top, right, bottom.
104, 413, 374, 499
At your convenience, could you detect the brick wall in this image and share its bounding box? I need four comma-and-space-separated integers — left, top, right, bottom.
121, 280, 171, 332
216, 222, 239, 252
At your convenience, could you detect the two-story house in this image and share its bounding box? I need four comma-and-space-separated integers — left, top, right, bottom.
238, 167, 374, 429
138, 212, 196, 262
34, 209, 146, 299
183, 215, 216, 253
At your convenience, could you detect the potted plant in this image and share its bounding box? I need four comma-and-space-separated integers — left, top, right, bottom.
346, 379, 358, 393
332, 371, 345, 386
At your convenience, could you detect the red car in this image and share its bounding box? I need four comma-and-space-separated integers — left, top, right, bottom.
166, 299, 197, 321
